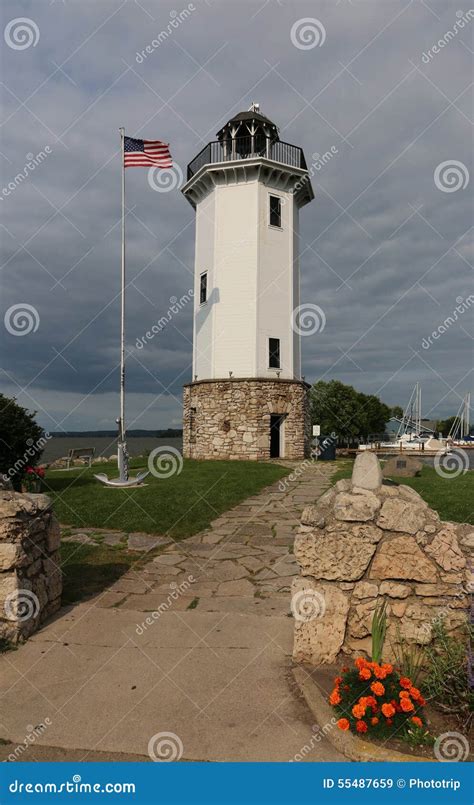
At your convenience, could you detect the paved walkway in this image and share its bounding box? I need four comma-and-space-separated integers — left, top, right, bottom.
0, 462, 344, 762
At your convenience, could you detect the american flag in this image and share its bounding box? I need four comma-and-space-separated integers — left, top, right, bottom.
124, 136, 172, 169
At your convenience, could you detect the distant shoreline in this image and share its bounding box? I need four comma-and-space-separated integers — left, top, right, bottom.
48, 430, 182, 438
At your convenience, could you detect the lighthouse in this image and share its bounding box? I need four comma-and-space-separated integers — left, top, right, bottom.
181, 104, 314, 460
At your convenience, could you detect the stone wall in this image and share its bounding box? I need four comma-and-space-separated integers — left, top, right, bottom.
292, 454, 472, 664
0, 492, 62, 643
183, 378, 311, 460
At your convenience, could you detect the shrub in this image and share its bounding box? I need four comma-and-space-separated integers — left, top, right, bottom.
329, 656, 428, 739
0, 394, 45, 490
423, 621, 473, 731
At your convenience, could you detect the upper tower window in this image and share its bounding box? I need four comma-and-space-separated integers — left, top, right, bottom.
200, 272, 208, 304
269, 338, 281, 369
269, 195, 282, 228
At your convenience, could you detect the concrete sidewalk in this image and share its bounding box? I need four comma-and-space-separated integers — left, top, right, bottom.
0, 462, 344, 762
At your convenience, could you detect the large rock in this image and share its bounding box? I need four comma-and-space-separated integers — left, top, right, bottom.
376, 497, 426, 534
294, 523, 382, 581
425, 526, 466, 572
382, 455, 423, 478
334, 489, 381, 522
351, 452, 383, 490
369, 535, 438, 581
292, 578, 350, 664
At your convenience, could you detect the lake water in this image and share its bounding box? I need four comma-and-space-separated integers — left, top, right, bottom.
42, 436, 182, 462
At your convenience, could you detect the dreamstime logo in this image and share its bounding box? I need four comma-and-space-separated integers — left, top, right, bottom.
421, 9, 474, 63
135, 4, 196, 63
0, 148, 53, 202
434, 731, 469, 762
421, 295, 474, 349
290, 17, 326, 49
135, 290, 193, 349
7, 719, 52, 762
434, 160, 469, 192
148, 446, 183, 478
291, 303, 326, 336
4, 303, 40, 336
4, 17, 39, 50
434, 449, 469, 479
4, 589, 40, 623
148, 731, 183, 762
148, 163, 183, 193
291, 589, 326, 622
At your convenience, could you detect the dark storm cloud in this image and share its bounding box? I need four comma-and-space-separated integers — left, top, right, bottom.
0, 0, 472, 430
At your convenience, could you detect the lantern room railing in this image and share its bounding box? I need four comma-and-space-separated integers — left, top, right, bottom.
186, 137, 307, 181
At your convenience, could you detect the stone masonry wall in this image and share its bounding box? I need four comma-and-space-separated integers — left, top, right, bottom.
292, 453, 472, 665
183, 378, 311, 460
0, 492, 62, 643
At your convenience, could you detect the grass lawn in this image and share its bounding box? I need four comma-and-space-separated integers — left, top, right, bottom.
330, 460, 473, 524
60, 541, 138, 605
45, 458, 289, 539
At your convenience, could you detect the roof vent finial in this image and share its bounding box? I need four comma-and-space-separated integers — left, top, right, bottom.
249, 101, 260, 114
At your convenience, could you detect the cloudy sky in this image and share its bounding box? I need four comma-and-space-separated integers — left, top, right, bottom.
1, 0, 472, 432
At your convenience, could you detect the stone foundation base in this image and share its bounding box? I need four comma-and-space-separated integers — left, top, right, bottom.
183, 378, 311, 460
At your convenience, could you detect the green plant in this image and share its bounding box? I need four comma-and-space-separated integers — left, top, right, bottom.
423, 621, 473, 730
371, 600, 388, 664
0, 394, 45, 490
401, 721, 434, 748
391, 627, 426, 686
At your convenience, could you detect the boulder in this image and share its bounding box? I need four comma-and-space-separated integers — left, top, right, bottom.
294, 524, 382, 581
376, 497, 426, 534
425, 526, 466, 572
382, 455, 423, 478
369, 535, 438, 581
351, 452, 382, 490
292, 578, 350, 664
334, 490, 381, 522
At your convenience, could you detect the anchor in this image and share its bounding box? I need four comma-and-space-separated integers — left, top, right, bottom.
94, 419, 149, 488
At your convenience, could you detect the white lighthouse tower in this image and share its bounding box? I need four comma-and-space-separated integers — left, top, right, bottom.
182, 104, 314, 460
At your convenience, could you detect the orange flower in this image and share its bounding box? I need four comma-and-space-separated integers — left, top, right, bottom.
343, 685, 350, 691
329, 689, 341, 706
409, 687, 421, 700
417, 695, 426, 706
355, 657, 367, 670
386, 718, 393, 726
381, 703, 396, 718
356, 720, 368, 733
364, 696, 377, 710
400, 697, 415, 713
373, 665, 387, 680
382, 663, 393, 675
370, 681, 385, 696
399, 691, 410, 699
371, 717, 379, 726
334, 676, 343, 686
337, 718, 350, 731
342, 667, 349, 673
359, 667, 371, 681
400, 677, 412, 689
352, 703, 366, 719
411, 716, 423, 728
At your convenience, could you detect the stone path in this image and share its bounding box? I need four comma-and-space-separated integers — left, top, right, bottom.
0, 462, 344, 762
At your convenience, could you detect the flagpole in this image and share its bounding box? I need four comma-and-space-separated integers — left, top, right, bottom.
118, 126, 128, 481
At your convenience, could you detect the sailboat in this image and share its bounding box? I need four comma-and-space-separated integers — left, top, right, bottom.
359, 383, 449, 454
448, 393, 473, 447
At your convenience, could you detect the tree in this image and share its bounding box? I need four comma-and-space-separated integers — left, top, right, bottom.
391, 405, 404, 420
0, 394, 45, 489
436, 416, 457, 437
310, 380, 391, 444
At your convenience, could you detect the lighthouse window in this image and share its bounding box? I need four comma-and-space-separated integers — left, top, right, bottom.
269, 338, 280, 369
199, 272, 208, 304
269, 195, 282, 228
